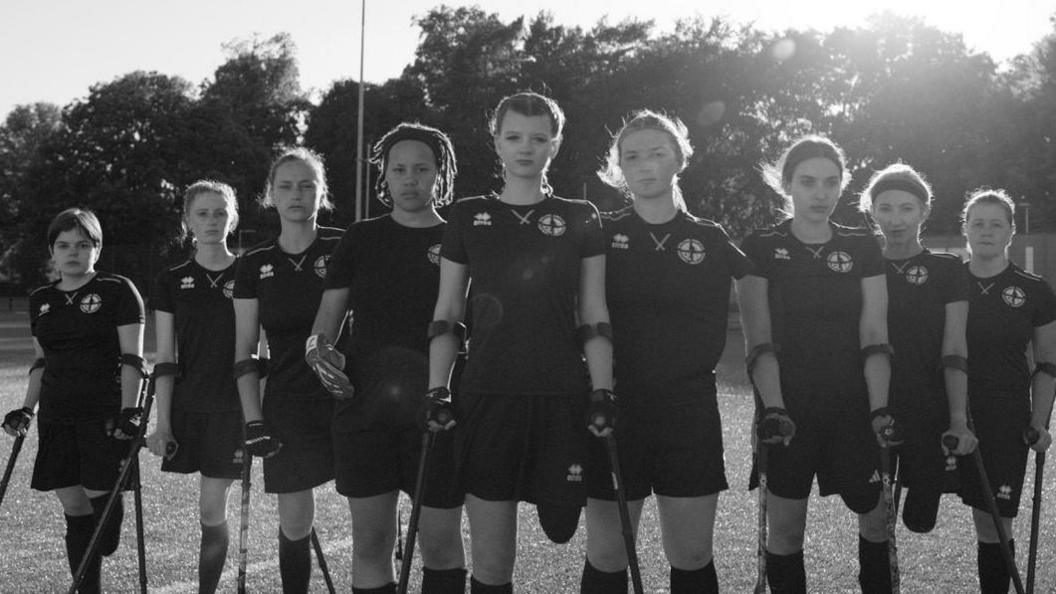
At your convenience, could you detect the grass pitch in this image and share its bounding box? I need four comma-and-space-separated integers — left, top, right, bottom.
0, 307, 1052, 592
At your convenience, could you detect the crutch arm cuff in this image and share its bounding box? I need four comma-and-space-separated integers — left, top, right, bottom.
1032, 361, 1056, 380
576, 322, 613, 345
861, 343, 894, 361
233, 358, 259, 380
153, 362, 179, 379
120, 353, 148, 378
942, 355, 968, 373
746, 343, 776, 376
29, 357, 45, 375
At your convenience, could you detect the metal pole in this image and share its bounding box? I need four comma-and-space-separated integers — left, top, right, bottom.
354, 0, 366, 222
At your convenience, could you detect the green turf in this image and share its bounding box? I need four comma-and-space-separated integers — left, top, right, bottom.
0, 309, 1052, 592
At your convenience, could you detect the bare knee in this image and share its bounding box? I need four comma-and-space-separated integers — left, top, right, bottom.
277, 491, 315, 540
199, 477, 234, 526
418, 507, 465, 569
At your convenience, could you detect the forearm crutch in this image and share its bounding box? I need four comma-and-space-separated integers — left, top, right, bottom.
69, 374, 156, 594
754, 440, 769, 594
398, 432, 435, 594
310, 528, 336, 594
605, 434, 643, 594
945, 433, 1026, 594
1023, 428, 1044, 594
879, 444, 901, 594
0, 433, 26, 510
237, 452, 252, 594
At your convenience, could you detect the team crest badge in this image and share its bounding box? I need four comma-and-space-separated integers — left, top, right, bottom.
259, 264, 274, 279
611, 234, 630, 250
314, 255, 329, 279
1002, 285, 1026, 308
80, 293, 102, 314
223, 280, 235, 299
180, 276, 195, 290
537, 214, 566, 237
827, 251, 853, 273
677, 238, 706, 265
774, 247, 790, 260
905, 265, 928, 285
427, 243, 441, 266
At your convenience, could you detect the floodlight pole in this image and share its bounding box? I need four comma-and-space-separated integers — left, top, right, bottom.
354, 0, 367, 222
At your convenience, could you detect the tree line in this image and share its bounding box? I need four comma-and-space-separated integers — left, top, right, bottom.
3, 7, 1056, 292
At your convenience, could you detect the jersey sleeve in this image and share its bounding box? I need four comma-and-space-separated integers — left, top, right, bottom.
740, 232, 769, 279
324, 225, 358, 290
1032, 277, 1056, 328
941, 257, 970, 304
858, 232, 885, 278
115, 277, 146, 326
577, 201, 605, 259
441, 200, 469, 264
233, 252, 258, 299
718, 225, 752, 279
152, 269, 174, 313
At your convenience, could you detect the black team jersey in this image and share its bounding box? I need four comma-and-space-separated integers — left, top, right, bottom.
967, 262, 1056, 398
885, 250, 968, 418
324, 215, 443, 390
442, 194, 605, 396
741, 220, 884, 403
602, 205, 751, 405
29, 272, 145, 423
153, 258, 241, 413
234, 228, 343, 399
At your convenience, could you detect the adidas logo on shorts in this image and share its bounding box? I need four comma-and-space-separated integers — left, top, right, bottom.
998, 485, 1012, 500
868, 470, 881, 484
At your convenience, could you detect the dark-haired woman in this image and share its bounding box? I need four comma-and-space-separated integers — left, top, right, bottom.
739, 136, 893, 593
958, 189, 1054, 593
427, 91, 613, 593
308, 123, 466, 594
146, 180, 244, 593
233, 147, 341, 593
3, 208, 145, 593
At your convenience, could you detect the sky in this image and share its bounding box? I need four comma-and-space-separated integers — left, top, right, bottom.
2, 0, 1053, 119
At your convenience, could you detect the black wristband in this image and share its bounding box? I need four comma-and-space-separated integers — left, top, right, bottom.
153, 362, 179, 378
1033, 362, 1056, 380
29, 358, 45, 375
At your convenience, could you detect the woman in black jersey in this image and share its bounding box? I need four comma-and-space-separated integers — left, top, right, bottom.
307, 123, 466, 593
233, 147, 341, 593
855, 163, 977, 591
581, 110, 750, 594
145, 180, 243, 593
739, 136, 894, 593
426, 92, 614, 594
958, 189, 1055, 593
3, 208, 146, 594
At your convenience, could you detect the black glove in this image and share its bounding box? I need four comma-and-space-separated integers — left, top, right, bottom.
2, 407, 33, 437
108, 407, 143, 440
420, 387, 455, 431
871, 407, 904, 447
244, 420, 282, 458
758, 407, 796, 445
586, 388, 618, 435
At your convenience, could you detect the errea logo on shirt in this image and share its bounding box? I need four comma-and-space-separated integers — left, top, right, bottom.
259, 264, 274, 279
774, 247, 790, 260
473, 212, 492, 227
38, 303, 50, 316
180, 276, 195, 290
611, 234, 629, 250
